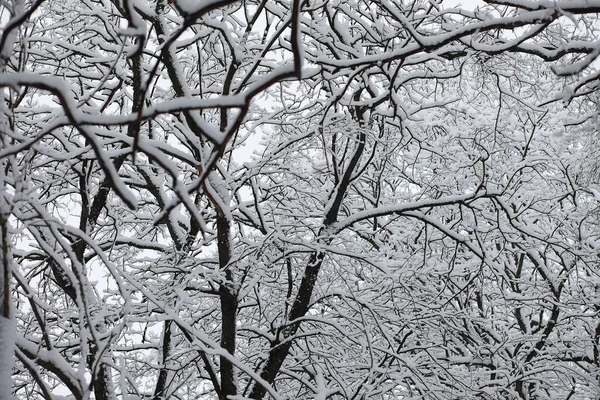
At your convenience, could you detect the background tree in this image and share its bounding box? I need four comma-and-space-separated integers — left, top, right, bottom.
1, 0, 600, 399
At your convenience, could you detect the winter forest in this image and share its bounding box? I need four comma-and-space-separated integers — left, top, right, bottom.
2, 0, 600, 399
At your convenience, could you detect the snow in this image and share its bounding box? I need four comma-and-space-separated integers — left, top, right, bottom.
333, 192, 483, 233
8, 0, 600, 398
175, 0, 234, 17
485, 0, 600, 11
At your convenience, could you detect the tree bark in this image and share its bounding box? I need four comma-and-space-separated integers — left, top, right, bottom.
217, 212, 238, 399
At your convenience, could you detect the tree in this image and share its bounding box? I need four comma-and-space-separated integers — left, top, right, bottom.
1, 0, 600, 399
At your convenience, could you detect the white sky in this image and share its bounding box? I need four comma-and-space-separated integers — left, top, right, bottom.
442, 0, 485, 8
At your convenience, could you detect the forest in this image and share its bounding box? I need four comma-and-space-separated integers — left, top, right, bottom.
0, 0, 600, 399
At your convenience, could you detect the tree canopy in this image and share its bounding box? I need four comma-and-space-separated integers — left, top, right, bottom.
1, 0, 600, 399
